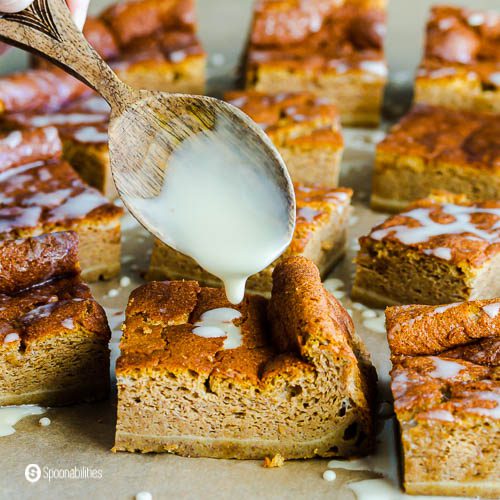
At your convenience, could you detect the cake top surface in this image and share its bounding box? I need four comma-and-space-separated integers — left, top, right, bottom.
0, 69, 91, 115
0, 232, 110, 350
377, 105, 500, 171
4, 95, 110, 146
388, 298, 499, 422
91, 0, 204, 65
391, 356, 499, 422
118, 257, 369, 390
0, 128, 122, 237
364, 194, 500, 267
224, 91, 343, 148
419, 5, 500, 88
291, 185, 352, 255
386, 299, 500, 359
247, 1, 386, 75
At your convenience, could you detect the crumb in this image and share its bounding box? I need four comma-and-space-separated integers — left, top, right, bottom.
263, 453, 285, 468
39, 417, 51, 427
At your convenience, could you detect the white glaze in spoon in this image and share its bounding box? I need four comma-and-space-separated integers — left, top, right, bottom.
129, 115, 294, 304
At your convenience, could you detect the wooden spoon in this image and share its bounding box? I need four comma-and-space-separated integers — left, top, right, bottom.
0, 0, 295, 245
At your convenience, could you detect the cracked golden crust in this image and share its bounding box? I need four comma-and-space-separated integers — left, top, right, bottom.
97, 0, 204, 68
386, 299, 500, 359
3, 95, 111, 147
388, 298, 500, 423
0, 130, 122, 237
418, 6, 500, 89
118, 257, 370, 392
362, 194, 500, 268
377, 105, 500, 173
0, 232, 111, 349
391, 356, 498, 419
0, 127, 62, 170
0, 69, 91, 115
246, 2, 386, 75
224, 91, 343, 150
0, 232, 79, 295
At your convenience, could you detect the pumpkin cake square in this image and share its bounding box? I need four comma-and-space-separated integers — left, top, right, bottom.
415, 5, 500, 114
2, 94, 114, 198
371, 105, 500, 212
243, 0, 388, 126
225, 91, 344, 188
114, 257, 376, 458
352, 193, 500, 307
0, 127, 123, 281
93, 0, 206, 94
386, 300, 500, 497
147, 185, 352, 295
0, 231, 111, 406
33, 0, 206, 95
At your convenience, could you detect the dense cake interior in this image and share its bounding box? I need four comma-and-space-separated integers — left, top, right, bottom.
116, 257, 375, 458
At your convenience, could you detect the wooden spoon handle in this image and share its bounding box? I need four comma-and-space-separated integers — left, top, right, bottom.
0, 0, 135, 109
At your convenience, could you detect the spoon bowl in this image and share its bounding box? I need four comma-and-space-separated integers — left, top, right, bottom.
107, 90, 295, 243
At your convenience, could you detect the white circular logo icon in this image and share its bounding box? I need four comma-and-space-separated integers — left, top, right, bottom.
25, 464, 41, 483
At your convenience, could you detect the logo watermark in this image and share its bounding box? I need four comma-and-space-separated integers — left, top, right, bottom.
25, 464, 103, 483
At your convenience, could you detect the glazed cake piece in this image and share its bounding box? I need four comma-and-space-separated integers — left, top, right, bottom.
147, 185, 352, 294
352, 193, 500, 307
98, 0, 205, 93
415, 6, 500, 114
0, 68, 91, 115
225, 91, 343, 187
3, 94, 115, 198
371, 105, 500, 212
33, 1, 206, 94
115, 256, 376, 458
244, 0, 388, 126
0, 232, 111, 406
0, 127, 123, 281
387, 300, 500, 497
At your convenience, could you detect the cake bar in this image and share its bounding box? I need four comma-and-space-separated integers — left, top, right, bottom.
352, 193, 500, 307
34, 0, 206, 94
243, 0, 388, 126
225, 91, 343, 188
0, 232, 111, 406
415, 6, 500, 114
3, 94, 115, 198
0, 127, 123, 281
371, 105, 500, 212
114, 256, 376, 458
387, 300, 500, 497
147, 185, 352, 294
41, 0, 206, 94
